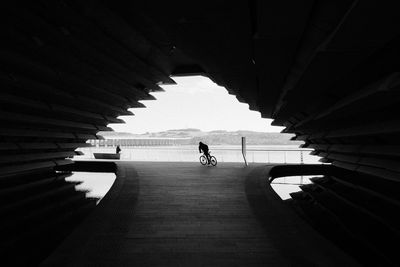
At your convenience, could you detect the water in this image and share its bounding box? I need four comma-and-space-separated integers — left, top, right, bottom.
270, 175, 323, 200
75, 145, 322, 164
66, 172, 116, 204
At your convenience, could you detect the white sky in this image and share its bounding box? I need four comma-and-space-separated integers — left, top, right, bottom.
111, 76, 284, 134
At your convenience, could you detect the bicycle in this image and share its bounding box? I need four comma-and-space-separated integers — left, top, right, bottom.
199, 151, 217, 166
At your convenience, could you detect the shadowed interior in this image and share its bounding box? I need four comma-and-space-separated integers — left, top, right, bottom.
1, 1, 400, 265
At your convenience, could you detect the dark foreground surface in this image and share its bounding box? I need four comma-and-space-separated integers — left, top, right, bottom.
42, 162, 358, 266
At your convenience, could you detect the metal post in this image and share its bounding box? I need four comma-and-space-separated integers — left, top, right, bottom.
242, 137, 248, 166
300, 151, 304, 164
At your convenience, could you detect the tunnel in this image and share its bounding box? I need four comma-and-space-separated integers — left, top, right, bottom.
1, 1, 400, 266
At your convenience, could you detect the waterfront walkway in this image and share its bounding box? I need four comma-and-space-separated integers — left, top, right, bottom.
43, 162, 357, 266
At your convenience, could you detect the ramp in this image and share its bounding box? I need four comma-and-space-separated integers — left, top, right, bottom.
42, 162, 358, 266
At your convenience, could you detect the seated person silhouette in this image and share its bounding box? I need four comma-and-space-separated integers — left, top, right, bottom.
198, 142, 211, 164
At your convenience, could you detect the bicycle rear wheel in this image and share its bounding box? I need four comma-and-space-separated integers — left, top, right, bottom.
210, 156, 217, 166
200, 155, 207, 165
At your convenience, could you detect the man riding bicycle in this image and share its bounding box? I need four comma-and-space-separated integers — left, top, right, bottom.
198, 141, 211, 164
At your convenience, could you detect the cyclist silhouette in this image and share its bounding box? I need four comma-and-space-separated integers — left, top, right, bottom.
198, 142, 211, 164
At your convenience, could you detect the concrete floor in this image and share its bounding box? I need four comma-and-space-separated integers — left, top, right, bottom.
42, 162, 358, 266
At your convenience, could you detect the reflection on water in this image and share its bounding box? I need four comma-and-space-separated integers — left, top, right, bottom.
271, 175, 323, 200
66, 172, 116, 204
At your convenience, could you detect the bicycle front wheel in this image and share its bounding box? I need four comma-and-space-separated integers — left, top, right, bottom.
210, 156, 217, 166
200, 155, 207, 165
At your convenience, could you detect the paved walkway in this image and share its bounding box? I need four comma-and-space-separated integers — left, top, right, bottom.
42, 162, 358, 266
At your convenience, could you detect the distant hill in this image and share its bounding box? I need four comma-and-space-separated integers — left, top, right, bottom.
98, 129, 302, 146
98, 132, 137, 138
189, 131, 301, 145
166, 128, 201, 132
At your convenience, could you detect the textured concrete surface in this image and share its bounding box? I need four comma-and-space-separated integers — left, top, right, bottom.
42, 162, 358, 266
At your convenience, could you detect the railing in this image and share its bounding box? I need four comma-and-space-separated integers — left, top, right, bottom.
205, 148, 315, 164
76, 147, 320, 164
244, 149, 311, 164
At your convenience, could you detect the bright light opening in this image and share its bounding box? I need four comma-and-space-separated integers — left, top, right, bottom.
75, 76, 324, 164
111, 76, 284, 134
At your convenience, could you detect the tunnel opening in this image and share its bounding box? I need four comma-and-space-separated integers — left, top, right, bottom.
76, 75, 326, 207
75, 75, 321, 164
